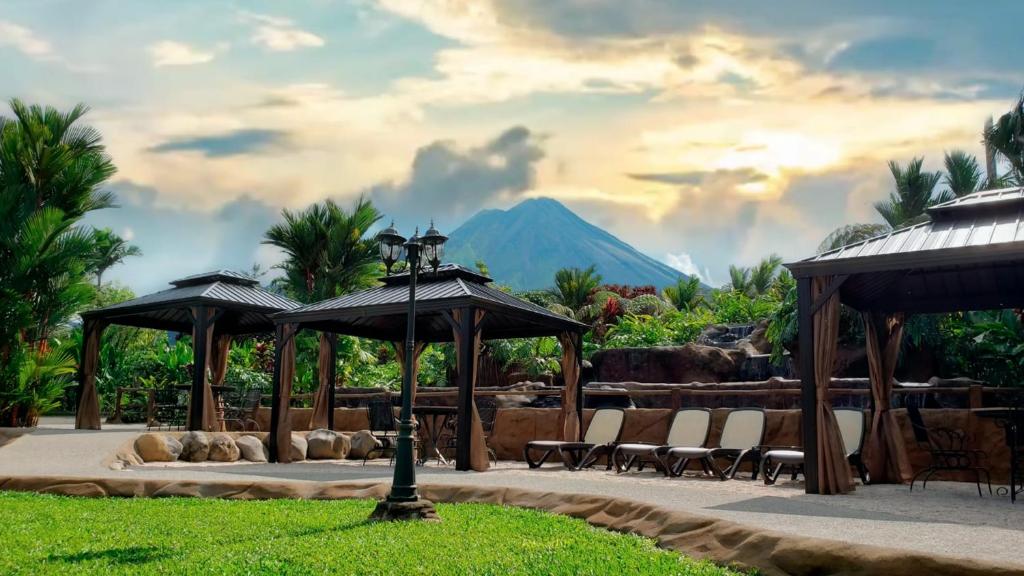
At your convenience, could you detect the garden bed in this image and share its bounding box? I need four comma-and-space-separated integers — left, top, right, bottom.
0, 491, 738, 575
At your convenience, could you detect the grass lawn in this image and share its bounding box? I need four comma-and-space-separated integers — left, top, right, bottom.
0, 491, 745, 575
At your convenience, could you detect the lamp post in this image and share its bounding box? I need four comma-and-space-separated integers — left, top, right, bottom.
370, 220, 447, 522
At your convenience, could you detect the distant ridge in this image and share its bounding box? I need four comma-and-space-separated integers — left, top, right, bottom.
445, 197, 690, 291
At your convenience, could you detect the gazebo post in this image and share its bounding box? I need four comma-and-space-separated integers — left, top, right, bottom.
326, 332, 337, 430
75, 317, 107, 430
797, 276, 819, 494
455, 306, 475, 471
188, 305, 210, 431
575, 330, 584, 441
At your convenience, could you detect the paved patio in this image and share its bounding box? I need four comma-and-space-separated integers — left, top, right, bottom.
1, 418, 1021, 569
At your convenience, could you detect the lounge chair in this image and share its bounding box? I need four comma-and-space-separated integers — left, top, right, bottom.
759, 407, 869, 485
611, 408, 712, 475
524, 408, 625, 470
664, 408, 766, 480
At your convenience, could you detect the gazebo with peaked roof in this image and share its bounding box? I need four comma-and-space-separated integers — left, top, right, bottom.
269, 264, 588, 471
75, 270, 300, 431
785, 187, 1024, 495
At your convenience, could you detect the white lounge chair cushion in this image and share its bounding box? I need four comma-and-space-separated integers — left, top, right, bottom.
834, 409, 864, 457
764, 449, 804, 464
615, 443, 658, 453
719, 410, 765, 450
665, 409, 711, 447
526, 440, 565, 449
666, 446, 712, 458
583, 409, 624, 445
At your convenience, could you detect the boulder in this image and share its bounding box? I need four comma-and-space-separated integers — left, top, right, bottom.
134, 433, 182, 462
591, 344, 747, 384
179, 431, 211, 462
306, 429, 352, 459
348, 430, 382, 459
290, 434, 308, 461
208, 434, 240, 462
235, 435, 268, 462
494, 382, 548, 409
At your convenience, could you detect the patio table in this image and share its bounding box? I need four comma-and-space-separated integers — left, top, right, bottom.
975, 408, 1023, 503
413, 405, 457, 466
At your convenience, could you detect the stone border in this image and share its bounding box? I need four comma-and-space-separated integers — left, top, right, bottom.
0, 475, 1020, 576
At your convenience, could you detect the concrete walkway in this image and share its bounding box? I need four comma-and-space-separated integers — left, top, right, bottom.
1, 418, 1022, 569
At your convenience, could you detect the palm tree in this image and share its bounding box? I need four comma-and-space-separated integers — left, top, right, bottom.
0, 99, 114, 422
984, 92, 1024, 182
943, 150, 984, 197
874, 157, 948, 228
663, 276, 704, 311
263, 197, 381, 303
749, 254, 782, 296
546, 265, 602, 317
727, 265, 752, 296
88, 227, 142, 286
818, 223, 891, 253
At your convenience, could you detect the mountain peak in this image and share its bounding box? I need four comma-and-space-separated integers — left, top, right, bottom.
445, 198, 690, 291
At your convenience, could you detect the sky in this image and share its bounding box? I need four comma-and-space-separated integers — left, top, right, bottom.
3, 0, 1023, 292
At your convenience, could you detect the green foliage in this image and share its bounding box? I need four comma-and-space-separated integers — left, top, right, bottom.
88, 227, 141, 287
605, 309, 715, 348
817, 223, 891, 253
663, 276, 705, 311
874, 157, 949, 228
984, 92, 1024, 182
710, 290, 782, 324
943, 149, 984, 197
488, 337, 561, 379
263, 196, 382, 303
0, 100, 115, 424
547, 265, 602, 312
937, 311, 1024, 387
0, 493, 742, 576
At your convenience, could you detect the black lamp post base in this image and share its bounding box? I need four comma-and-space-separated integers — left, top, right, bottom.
369, 498, 441, 522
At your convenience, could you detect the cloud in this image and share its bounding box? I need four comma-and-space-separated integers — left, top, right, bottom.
0, 20, 54, 60
148, 129, 289, 157
370, 126, 545, 229
665, 251, 714, 285
82, 182, 281, 294
243, 12, 325, 51
829, 36, 939, 71
148, 41, 216, 67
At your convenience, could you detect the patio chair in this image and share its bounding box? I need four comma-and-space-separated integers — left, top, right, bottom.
907, 403, 991, 497
149, 387, 187, 431
441, 398, 499, 465
611, 408, 711, 475
523, 408, 625, 470
759, 407, 869, 485
664, 408, 765, 480
364, 398, 399, 465
222, 389, 262, 432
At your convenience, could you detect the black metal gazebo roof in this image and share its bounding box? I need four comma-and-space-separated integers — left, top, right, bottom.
786, 187, 1024, 314
81, 270, 300, 334
273, 264, 586, 340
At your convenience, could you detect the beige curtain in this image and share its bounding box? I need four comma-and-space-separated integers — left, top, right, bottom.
812, 277, 854, 494
188, 307, 219, 432
452, 309, 491, 471
557, 332, 581, 442
393, 340, 427, 406
864, 312, 913, 483
210, 334, 232, 386
309, 333, 334, 430
75, 319, 105, 430
274, 323, 298, 463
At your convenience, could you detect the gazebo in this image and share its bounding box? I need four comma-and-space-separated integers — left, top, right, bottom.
786, 187, 1024, 494
268, 264, 588, 471
76, 270, 300, 430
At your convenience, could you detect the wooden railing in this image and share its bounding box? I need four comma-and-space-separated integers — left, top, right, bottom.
110, 383, 1018, 421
